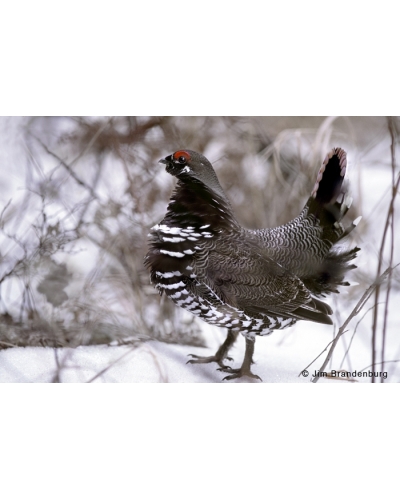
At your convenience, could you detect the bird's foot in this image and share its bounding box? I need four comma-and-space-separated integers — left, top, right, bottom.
218, 365, 262, 381
187, 353, 233, 369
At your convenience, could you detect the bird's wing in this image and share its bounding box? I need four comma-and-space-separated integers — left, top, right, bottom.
200, 232, 333, 325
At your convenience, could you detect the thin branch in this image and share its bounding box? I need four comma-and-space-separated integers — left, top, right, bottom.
309, 266, 395, 383
339, 302, 384, 370
35, 138, 98, 199
359, 359, 400, 372
0, 257, 26, 285
371, 118, 400, 381
86, 345, 138, 383
298, 336, 336, 375
69, 117, 113, 165
380, 117, 397, 380
0, 199, 12, 225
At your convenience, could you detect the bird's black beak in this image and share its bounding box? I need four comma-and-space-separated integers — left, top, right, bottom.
159, 154, 172, 165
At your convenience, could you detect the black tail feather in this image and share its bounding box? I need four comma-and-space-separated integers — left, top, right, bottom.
303, 246, 360, 296
311, 148, 347, 205
307, 148, 348, 223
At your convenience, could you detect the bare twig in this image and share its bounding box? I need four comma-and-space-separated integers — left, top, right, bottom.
69, 118, 113, 165
339, 302, 384, 370
305, 266, 395, 383
0, 257, 26, 285
35, 138, 98, 199
0, 199, 12, 225
86, 345, 138, 383
51, 348, 62, 383
380, 118, 397, 380
371, 118, 399, 381
298, 334, 337, 375
359, 359, 400, 372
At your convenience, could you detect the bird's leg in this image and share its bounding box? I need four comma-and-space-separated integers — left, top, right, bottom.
187, 329, 239, 369
220, 336, 262, 381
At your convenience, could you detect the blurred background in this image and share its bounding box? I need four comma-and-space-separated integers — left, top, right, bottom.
0, 116, 398, 379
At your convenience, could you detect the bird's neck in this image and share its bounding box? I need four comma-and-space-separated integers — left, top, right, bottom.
163, 178, 239, 232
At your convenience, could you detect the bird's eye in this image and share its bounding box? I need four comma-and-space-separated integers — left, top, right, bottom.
173, 150, 191, 164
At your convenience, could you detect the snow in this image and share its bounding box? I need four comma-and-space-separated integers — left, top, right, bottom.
2, 318, 397, 383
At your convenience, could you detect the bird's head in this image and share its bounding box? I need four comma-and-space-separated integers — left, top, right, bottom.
159, 150, 212, 177
159, 149, 227, 199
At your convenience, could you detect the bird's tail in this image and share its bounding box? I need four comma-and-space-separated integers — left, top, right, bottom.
306, 147, 360, 245
304, 148, 361, 296
311, 147, 347, 206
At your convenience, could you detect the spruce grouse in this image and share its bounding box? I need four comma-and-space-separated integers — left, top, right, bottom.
145, 148, 360, 380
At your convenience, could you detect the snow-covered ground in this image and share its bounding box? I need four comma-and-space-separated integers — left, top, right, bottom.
1, 318, 396, 382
